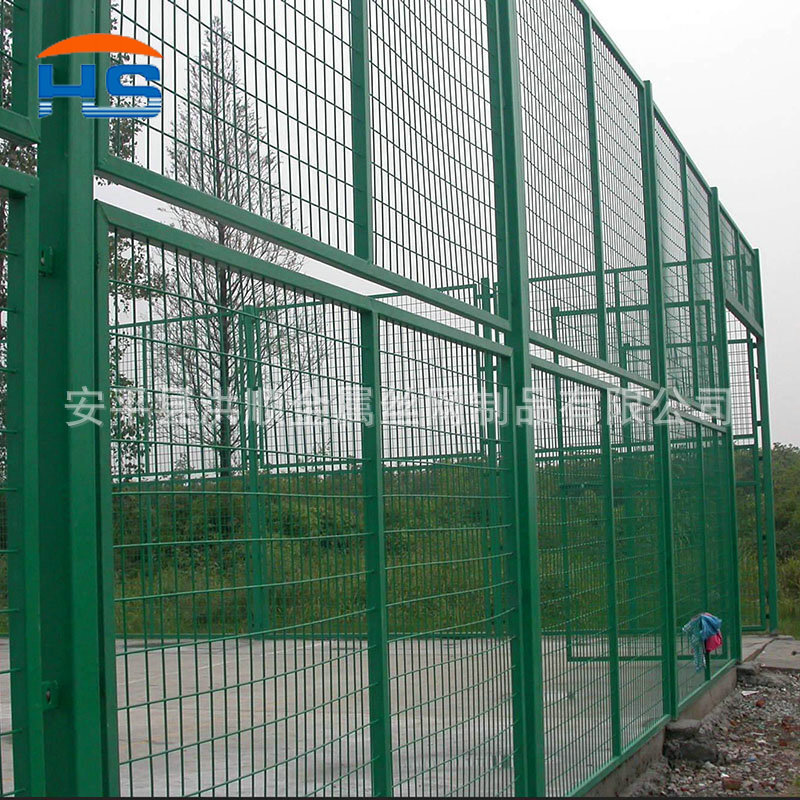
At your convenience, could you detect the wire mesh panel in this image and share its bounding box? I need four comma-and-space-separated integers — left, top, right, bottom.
0, 189, 12, 797
531, 369, 613, 796
654, 121, 692, 398
701, 425, 734, 676
720, 215, 740, 305
686, 170, 718, 395
517, 0, 597, 357
9, 0, 773, 795
669, 414, 706, 703
108, 224, 375, 796
106, 0, 355, 252
379, 321, 515, 797
369, 1, 497, 302
608, 393, 665, 749
0, 0, 38, 140
592, 33, 650, 381
728, 312, 767, 630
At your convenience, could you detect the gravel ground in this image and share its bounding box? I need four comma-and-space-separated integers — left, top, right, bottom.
625, 670, 800, 796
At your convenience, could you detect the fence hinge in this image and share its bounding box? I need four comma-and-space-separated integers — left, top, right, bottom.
41, 680, 60, 711
39, 247, 54, 277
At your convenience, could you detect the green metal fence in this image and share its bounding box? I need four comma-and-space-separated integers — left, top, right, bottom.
0, 0, 779, 796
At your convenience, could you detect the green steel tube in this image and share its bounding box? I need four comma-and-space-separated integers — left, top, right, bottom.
600, 391, 622, 756
241, 310, 268, 636
37, 2, 118, 793
709, 188, 743, 661
680, 154, 701, 398
5, 181, 46, 794
746, 336, 767, 630
359, 311, 393, 797
696, 425, 711, 682
93, 205, 122, 797
479, 278, 503, 639
581, 8, 610, 364
754, 250, 779, 632
550, 308, 574, 658
639, 81, 679, 719
487, 0, 547, 793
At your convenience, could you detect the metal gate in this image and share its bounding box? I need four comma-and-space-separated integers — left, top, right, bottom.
0, 0, 779, 796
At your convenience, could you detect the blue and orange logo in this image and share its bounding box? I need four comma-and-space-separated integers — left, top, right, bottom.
38, 33, 162, 119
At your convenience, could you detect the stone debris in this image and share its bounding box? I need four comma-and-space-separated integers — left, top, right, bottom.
624, 670, 800, 797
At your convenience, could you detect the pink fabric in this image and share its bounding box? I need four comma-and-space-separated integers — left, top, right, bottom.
705, 632, 723, 653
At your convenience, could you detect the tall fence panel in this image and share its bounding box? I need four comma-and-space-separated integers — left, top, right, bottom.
0, 0, 779, 796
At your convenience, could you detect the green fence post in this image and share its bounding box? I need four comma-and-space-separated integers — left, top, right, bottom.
582, 8, 622, 752
360, 311, 393, 797
351, 0, 373, 267
754, 249, 779, 632
639, 81, 679, 719
350, 4, 393, 791
680, 155, 701, 398
746, 335, 767, 630
696, 425, 711, 682
550, 308, 574, 660
5, 177, 46, 796
37, 2, 118, 793
241, 308, 268, 636
600, 391, 622, 756
709, 188, 743, 660
479, 278, 503, 639
487, 1, 547, 794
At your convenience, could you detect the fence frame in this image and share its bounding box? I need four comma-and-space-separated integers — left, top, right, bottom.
0, 0, 777, 795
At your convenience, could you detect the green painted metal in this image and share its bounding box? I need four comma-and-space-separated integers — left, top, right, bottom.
754, 272, 779, 632
487, 0, 545, 793
0, 0, 777, 796
35, 2, 117, 794
0, 0, 41, 144
639, 81, 679, 720
710, 188, 744, 660
359, 311, 393, 797
2, 169, 45, 796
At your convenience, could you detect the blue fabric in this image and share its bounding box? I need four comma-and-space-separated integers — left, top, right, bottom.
699, 612, 722, 640
683, 613, 723, 672
682, 617, 706, 672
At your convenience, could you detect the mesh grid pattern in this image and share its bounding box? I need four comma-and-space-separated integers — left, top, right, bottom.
654, 122, 692, 397
380, 321, 515, 797
592, 35, 650, 381
728, 312, 767, 630
109, 227, 373, 796
0, 0, 12, 111
0, 1, 770, 796
702, 425, 734, 674
370, 1, 497, 301
609, 395, 664, 749
518, 0, 598, 357
669, 415, 707, 703
109, 0, 355, 252
686, 170, 717, 393
532, 369, 613, 796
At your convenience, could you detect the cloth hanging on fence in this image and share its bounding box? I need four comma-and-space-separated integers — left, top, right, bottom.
682, 612, 723, 672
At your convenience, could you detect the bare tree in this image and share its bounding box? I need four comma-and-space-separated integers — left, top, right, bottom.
165, 18, 308, 476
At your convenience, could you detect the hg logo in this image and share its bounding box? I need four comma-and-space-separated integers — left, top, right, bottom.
38, 33, 162, 119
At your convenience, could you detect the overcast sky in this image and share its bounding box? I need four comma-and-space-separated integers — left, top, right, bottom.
584, 0, 800, 444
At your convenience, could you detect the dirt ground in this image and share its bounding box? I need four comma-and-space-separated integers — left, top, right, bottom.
625, 667, 800, 797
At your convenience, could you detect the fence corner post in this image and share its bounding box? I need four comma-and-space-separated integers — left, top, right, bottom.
486, 0, 547, 794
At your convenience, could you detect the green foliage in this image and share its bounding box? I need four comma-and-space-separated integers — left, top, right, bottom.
768, 443, 800, 635
772, 443, 800, 560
